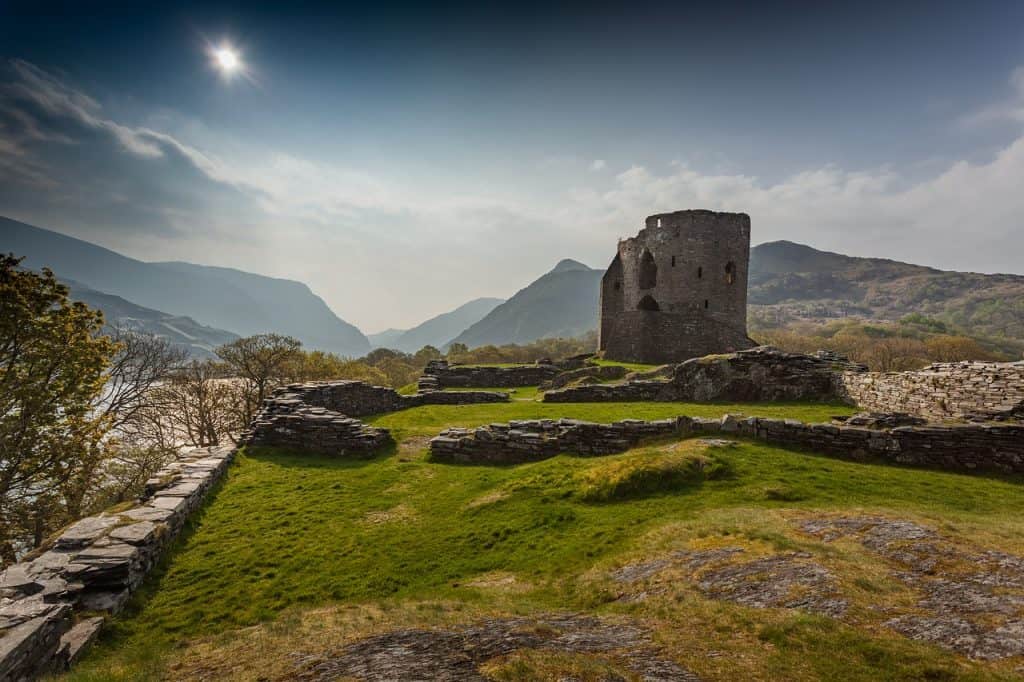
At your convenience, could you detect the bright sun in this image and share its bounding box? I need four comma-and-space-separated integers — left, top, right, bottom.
214, 47, 240, 73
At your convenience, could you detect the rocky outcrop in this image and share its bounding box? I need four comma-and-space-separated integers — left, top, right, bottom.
838, 361, 1024, 422
423, 360, 560, 388
540, 364, 628, 390
545, 347, 859, 403
0, 445, 235, 680
429, 413, 1024, 474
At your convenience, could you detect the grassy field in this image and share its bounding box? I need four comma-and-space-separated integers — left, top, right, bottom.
60, 398, 1024, 681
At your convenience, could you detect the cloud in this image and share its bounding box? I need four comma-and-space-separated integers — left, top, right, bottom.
589, 159, 606, 171
960, 65, 1024, 127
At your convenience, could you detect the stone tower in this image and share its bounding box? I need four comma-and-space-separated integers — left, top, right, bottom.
598, 209, 755, 364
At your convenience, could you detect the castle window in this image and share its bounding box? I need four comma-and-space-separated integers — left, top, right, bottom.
671, 255, 676, 267
613, 281, 621, 291
638, 248, 657, 290
637, 295, 660, 311
656, 218, 662, 227
725, 261, 736, 285
697, 266, 702, 279
704, 299, 709, 309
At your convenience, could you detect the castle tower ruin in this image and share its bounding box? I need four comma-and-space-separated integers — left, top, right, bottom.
598, 209, 756, 364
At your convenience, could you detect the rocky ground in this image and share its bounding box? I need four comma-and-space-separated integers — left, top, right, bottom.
290, 613, 700, 681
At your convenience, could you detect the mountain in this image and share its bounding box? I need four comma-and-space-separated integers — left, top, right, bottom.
1, 216, 371, 357
64, 279, 239, 358
449, 259, 602, 348
367, 329, 408, 348
383, 297, 505, 352
748, 241, 1024, 341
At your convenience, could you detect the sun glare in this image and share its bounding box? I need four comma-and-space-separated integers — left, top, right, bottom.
213, 46, 240, 74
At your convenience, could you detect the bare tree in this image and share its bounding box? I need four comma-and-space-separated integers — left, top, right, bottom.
216, 334, 302, 423
154, 360, 245, 447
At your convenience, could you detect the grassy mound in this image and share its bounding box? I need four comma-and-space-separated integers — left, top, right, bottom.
577, 442, 732, 503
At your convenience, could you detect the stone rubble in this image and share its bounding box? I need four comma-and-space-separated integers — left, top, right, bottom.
0, 445, 235, 680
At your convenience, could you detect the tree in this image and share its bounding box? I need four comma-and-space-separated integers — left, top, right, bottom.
925, 335, 995, 363
0, 255, 116, 561
215, 334, 302, 423
153, 360, 244, 447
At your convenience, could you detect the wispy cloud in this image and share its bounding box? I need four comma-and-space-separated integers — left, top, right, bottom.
960, 65, 1024, 128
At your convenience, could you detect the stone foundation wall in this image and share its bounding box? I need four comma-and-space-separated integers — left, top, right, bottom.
541, 365, 628, 390
838, 362, 1024, 421
423, 360, 560, 388
429, 414, 1024, 474
545, 347, 858, 403
0, 445, 235, 680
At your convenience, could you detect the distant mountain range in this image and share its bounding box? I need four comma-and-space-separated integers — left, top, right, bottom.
2, 217, 370, 357
748, 240, 1024, 341
448, 259, 603, 348
369, 298, 505, 352
64, 279, 239, 358
5, 216, 1021, 357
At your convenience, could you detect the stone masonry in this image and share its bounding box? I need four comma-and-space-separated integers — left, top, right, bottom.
838, 361, 1024, 422
545, 346, 861, 403
599, 210, 757, 364
422, 360, 561, 388
429, 414, 1024, 474
0, 445, 235, 680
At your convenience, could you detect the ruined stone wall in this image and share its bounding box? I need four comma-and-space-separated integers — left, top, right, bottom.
838, 362, 1024, 421
599, 209, 755, 364
0, 446, 235, 680
423, 360, 560, 388
545, 347, 853, 403
243, 380, 508, 455
429, 414, 1024, 474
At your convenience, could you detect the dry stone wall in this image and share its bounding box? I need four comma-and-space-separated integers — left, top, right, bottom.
0, 445, 235, 680
423, 360, 560, 388
838, 361, 1024, 421
544, 347, 861, 403
429, 414, 1024, 474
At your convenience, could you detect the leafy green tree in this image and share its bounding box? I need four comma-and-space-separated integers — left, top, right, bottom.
0, 255, 116, 561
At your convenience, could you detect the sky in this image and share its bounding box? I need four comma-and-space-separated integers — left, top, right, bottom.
1, 0, 1024, 333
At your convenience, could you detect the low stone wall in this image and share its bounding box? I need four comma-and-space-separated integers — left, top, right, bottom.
428, 414, 1024, 474
244, 381, 508, 455
838, 361, 1024, 421
544, 347, 859, 403
0, 445, 235, 680
430, 417, 687, 464
423, 360, 560, 388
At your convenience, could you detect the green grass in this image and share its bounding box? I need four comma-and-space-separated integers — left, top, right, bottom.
66, 393, 1024, 680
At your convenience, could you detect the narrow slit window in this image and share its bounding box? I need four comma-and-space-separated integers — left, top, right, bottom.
697, 266, 702, 279
704, 299, 709, 309
671, 255, 676, 267
725, 261, 736, 285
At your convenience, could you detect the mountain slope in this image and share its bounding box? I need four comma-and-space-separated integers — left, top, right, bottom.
1, 216, 371, 356
367, 329, 408, 348
388, 297, 504, 352
449, 260, 601, 348
748, 241, 1024, 340
64, 279, 239, 358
